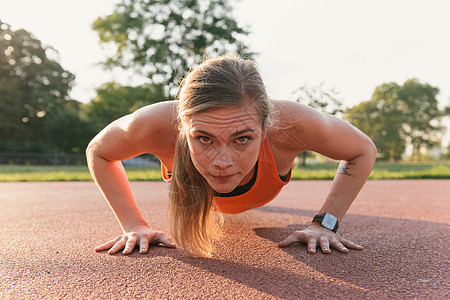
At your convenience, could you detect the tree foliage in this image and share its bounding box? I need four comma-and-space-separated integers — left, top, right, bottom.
92, 0, 252, 97
43, 100, 97, 153
346, 79, 445, 161
85, 81, 166, 131
398, 79, 443, 158
345, 89, 405, 161
0, 20, 75, 151
292, 83, 344, 116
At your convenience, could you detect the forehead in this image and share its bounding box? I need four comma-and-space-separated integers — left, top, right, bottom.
187, 103, 262, 132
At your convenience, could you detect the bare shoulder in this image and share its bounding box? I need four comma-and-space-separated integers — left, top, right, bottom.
267, 100, 329, 152
271, 100, 326, 125
88, 100, 179, 161
267, 100, 375, 162
130, 100, 179, 135
126, 100, 179, 154
264, 100, 315, 173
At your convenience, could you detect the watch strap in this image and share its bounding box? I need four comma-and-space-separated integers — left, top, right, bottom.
312, 213, 339, 233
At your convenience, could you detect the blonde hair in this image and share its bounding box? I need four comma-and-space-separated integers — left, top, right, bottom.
168, 56, 272, 257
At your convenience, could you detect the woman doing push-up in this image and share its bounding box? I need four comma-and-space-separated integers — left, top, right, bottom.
87, 55, 377, 257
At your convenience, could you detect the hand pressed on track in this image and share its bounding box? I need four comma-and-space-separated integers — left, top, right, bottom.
95, 225, 175, 255
278, 223, 363, 254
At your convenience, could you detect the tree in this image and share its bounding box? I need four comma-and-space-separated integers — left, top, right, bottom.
0, 20, 75, 152
346, 79, 445, 161
292, 83, 344, 116
397, 79, 443, 160
43, 100, 97, 154
345, 94, 404, 161
92, 0, 252, 97
85, 81, 166, 131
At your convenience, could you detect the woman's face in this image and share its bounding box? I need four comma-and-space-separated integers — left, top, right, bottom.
185, 102, 264, 193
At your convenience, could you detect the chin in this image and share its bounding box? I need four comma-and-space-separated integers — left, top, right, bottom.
213, 186, 236, 194
208, 180, 239, 194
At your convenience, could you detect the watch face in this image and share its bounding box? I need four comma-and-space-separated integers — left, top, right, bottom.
322, 213, 337, 230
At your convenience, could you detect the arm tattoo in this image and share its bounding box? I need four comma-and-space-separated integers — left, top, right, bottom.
338, 162, 356, 177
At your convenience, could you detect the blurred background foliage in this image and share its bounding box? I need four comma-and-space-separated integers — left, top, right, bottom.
0, 0, 449, 163
92, 0, 254, 97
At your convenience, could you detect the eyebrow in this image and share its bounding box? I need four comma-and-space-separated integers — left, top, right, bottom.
193, 128, 256, 138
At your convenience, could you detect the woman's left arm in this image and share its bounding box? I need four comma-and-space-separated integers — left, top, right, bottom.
277, 101, 377, 253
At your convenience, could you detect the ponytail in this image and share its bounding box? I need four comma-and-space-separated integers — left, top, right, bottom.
168, 132, 222, 257
169, 55, 271, 257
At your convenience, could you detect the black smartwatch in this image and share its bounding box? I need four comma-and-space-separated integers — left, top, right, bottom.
312, 213, 339, 233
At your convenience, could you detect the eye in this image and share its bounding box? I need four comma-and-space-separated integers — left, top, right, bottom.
197, 136, 212, 144
235, 136, 251, 144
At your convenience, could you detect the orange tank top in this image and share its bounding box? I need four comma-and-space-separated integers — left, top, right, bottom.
161, 138, 292, 214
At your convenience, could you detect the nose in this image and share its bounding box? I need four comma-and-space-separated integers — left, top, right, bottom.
212, 146, 234, 169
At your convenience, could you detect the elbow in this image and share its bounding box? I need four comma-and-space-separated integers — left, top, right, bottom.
85, 143, 94, 167
366, 138, 378, 163
85, 138, 98, 166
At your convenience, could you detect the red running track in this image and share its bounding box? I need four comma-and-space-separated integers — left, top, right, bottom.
0, 180, 449, 299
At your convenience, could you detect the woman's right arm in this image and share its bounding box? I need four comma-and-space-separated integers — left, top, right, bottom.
86, 101, 178, 254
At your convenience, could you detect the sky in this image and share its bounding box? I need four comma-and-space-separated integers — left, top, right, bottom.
2, 0, 450, 111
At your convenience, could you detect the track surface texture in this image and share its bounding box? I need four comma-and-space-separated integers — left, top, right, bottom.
1, 180, 449, 299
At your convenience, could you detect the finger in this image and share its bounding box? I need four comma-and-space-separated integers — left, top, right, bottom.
330, 238, 349, 253
95, 236, 121, 252
154, 232, 176, 248
108, 237, 127, 255
122, 235, 138, 255
278, 232, 303, 247
139, 235, 150, 254
319, 236, 331, 254
340, 238, 363, 250
307, 238, 318, 254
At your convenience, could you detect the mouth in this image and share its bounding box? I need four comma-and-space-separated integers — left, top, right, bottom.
211, 174, 235, 182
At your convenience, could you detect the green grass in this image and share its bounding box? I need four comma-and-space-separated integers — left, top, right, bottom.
369, 162, 450, 179
294, 161, 450, 180
0, 161, 449, 182
0, 165, 94, 181
0, 165, 163, 182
